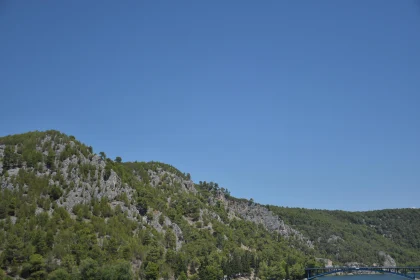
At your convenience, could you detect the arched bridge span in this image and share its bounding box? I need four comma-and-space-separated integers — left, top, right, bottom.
305, 267, 420, 280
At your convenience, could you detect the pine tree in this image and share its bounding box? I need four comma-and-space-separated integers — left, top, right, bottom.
145, 262, 159, 280
4, 234, 24, 264
46, 148, 55, 170
164, 229, 176, 249
28, 254, 47, 279
33, 230, 48, 255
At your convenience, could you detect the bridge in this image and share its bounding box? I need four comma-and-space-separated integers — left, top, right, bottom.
305, 267, 420, 280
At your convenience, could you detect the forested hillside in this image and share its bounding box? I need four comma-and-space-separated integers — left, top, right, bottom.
0, 131, 318, 280
268, 207, 420, 266
0, 130, 419, 280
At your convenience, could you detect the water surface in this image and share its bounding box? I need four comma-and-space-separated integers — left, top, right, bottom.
324, 275, 417, 280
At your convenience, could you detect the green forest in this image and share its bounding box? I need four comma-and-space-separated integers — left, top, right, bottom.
0, 131, 419, 280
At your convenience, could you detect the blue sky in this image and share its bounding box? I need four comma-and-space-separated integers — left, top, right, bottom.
1, 1, 419, 211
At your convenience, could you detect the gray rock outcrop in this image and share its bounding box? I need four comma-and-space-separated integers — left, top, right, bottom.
379, 251, 396, 267
210, 191, 314, 248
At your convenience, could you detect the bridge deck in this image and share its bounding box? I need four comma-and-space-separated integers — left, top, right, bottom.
305, 267, 420, 280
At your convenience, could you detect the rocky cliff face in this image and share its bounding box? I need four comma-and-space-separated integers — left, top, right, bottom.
146, 168, 197, 194
0, 133, 192, 252
378, 251, 397, 267
0, 132, 315, 255
210, 190, 314, 248
228, 200, 314, 248
0, 144, 4, 174
1, 138, 135, 215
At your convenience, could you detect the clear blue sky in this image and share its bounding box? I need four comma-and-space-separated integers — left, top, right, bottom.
1, 1, 419, 211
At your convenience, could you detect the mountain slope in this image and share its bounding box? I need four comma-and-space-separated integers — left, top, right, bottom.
0, 130, 419, 280
0, 131, 316, 280
268, 206, 420, 266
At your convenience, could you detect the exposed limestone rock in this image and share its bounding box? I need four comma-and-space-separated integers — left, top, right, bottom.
60, 167, 135, 213
40, 135, 52, 147
213, 191, 314, 248
171, 222, 184, 251
110, 201, 139, 220
345, 261, 367, 267
55, 143, 66, 154
145, 211, 184, 251
316, 258, 333, 267
35, 207, 44, 215
200, 208, 221, 222
147, 169, 197, 194
327, 235, 343, 243
379, 251, 396, 267
7, 168, 20, 177
163, 217, 184, 251
1, 179, 15, 191
150, 211, 164, 233
0, 144, 4, 157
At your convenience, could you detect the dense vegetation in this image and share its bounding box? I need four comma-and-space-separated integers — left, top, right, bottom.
0, 131, 319, 280
0, 131, 419, 279
268, 206, 420, 266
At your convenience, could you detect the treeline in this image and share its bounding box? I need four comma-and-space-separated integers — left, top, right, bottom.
195, 181, 230, 200
124, 161, 191, 182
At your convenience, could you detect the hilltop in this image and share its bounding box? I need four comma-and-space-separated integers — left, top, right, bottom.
0, 130, 419, 280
